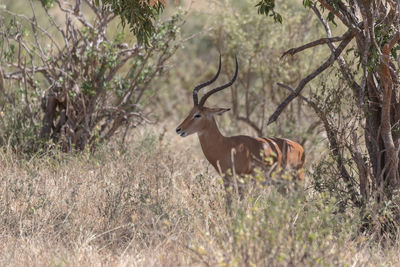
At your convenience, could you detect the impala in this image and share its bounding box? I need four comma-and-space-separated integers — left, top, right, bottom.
176, 56, 305, 203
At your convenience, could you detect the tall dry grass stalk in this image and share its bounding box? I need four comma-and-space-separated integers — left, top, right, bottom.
0, 124, 399, 266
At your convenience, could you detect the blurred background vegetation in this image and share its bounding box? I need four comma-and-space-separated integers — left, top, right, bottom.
0, 0, 399, 265
1, 0, 328, 159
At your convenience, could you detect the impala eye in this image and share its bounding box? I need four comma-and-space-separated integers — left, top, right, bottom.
194, 114, 201, 118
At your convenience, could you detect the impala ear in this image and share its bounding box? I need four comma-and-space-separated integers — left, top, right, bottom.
210, 108, 230, 116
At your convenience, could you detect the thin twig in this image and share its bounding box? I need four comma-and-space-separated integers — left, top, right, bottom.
281, 33, 351, 58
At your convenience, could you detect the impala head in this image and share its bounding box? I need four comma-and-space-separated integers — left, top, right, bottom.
176, 55, 238, 137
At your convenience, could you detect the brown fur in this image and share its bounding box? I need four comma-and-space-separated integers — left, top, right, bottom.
176, 106, 305, 181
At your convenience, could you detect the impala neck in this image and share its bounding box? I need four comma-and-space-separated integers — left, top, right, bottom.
197, 117, 228, 159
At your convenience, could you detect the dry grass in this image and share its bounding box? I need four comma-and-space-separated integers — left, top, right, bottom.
0, 124, 399, 266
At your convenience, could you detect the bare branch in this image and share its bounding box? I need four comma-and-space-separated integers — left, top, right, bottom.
350, 132, 370, 201
43, 5, 71, 59
28, 0, 57, 79
281, 32, 352, 58
2, 9, 62, 53
105, 48, 140, 83
0, 67, 4, 94
55, 0, 94, 29
118, 47, 155, 107
22, 58, 35, 125
311, 6, 363, 106
276, 83, 311, 104
268, 35, 354, 125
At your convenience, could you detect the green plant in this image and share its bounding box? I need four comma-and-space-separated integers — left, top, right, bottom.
100, 0, 165, 46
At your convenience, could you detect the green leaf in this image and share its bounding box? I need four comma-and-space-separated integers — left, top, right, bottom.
100, 0, 165, 47
275, 13, 282, 24
327, 12, 337, 26
303, 0, 314, 7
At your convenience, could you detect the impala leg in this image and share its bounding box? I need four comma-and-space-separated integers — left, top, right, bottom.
238, 183, 245, 200
237, 174, 248, 201
290, 166, 305, 182
223, 175, 246, 215
297, 167, 305, 181
223, 177, 233, 213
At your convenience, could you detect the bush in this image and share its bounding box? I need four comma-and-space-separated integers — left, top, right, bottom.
0, 0, 181, 153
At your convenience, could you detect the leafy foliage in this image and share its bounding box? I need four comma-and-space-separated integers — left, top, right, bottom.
100, 0, 165, 46
255, 0, 282, 23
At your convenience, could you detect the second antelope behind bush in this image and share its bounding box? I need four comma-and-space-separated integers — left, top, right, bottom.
176, 56, 305, 197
